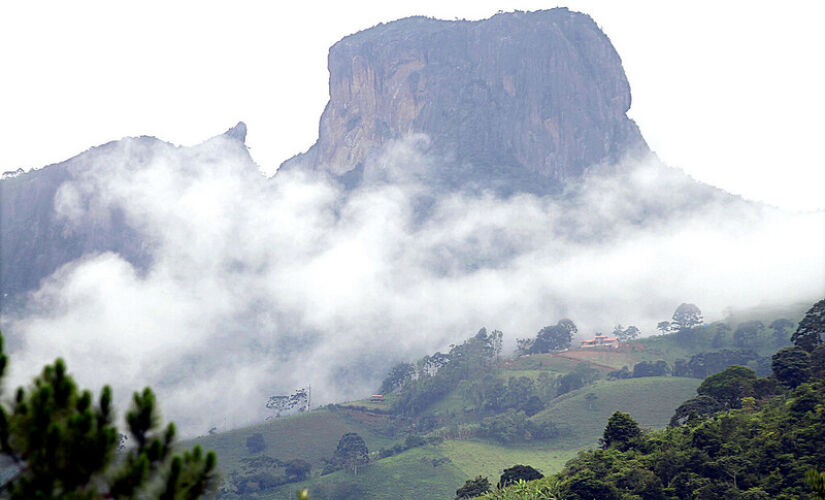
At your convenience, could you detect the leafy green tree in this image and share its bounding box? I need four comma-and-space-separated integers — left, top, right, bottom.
456, 476, 491, 499
497, 464, 544, 489
529, 319, 577, 354
613, 325, 640, 341
521, 395, 545, 417
671, 303, 703, 331
811, 344, 825, 378
504, 376, 536, 410
806, 469, 825, 499
769, 318, 795, 347
712, 323, 731, 348
328, 432, 368, 475
246, 432, 266, 454
478, 410, 557, 443
697, 365, 756, 408
378, 362, 415, 394
0, 332, 216, 499
792, 299, 825, 352
670, 395, 723, 426
515, 338, 534, 357
734, 320, 764, 348
564, 469, 620, 500
712, 455, 751, 490
607, 366, 631, 379
789, 383, 819, 415
656, 321, 671, 335
481, 375, 507, 411
284, 459, 311, 481
600, 411, 641, 450
632, 360, 670, 377
535, 371, 556, 401
771, 347, 811, 388
556, 362, 599, 395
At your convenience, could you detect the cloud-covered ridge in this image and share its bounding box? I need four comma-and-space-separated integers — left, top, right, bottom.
3, 131, 823, 435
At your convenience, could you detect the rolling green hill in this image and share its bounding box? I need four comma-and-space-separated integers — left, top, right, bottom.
182, 408, 396, 482
194, 371, 700, 499
187, 323, 777, 499
268, 445, 466, 500
530, 376, 701, 450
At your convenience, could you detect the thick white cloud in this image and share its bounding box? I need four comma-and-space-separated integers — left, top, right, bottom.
4, 133, 823, 435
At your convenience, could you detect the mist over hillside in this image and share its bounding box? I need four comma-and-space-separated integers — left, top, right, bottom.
2, 126, 822, 435
1, 9, 823, 436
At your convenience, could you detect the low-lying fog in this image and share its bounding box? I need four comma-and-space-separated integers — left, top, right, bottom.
3, 131, 823, 434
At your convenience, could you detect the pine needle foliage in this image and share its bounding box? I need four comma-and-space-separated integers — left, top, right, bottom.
0, 331, 217, 499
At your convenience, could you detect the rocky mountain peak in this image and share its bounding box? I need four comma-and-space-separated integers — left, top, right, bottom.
281, 8, 648, 193
223, 121, 248, 143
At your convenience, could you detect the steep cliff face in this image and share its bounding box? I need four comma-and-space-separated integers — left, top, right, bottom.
282, 8, 648, 192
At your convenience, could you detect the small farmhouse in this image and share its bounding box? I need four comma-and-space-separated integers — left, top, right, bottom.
580, 335, 620, 349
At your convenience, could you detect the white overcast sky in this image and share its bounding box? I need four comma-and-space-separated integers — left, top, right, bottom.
2, 1, 823, 210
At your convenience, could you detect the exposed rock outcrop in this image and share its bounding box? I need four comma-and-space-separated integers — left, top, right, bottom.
281, 8, 648, 192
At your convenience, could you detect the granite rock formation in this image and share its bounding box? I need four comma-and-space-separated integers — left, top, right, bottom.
281, 8, 648, 192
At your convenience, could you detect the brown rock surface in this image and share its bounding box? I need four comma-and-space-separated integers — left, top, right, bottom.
282, 8, 648, 192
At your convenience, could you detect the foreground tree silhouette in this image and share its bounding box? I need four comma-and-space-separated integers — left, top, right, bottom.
600, 411, 641, 451
497, 464, 543, 489
0, 331, 216, 498
456, 476, 491, 499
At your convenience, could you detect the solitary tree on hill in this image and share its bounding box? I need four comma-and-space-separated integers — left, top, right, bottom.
530, 319, 577, 354
378, 362, 416, 394
671, 303, 703, 332
329, 432, 369, 475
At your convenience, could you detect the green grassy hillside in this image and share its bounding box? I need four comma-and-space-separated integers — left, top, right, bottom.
190, 331, 729, 498
182, 408, 395, 479
531, 376, 701, 450
268, 445, 466, 500
436, 439, 577, 480
235, 376, 699, 499
264, 438, 578, 500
